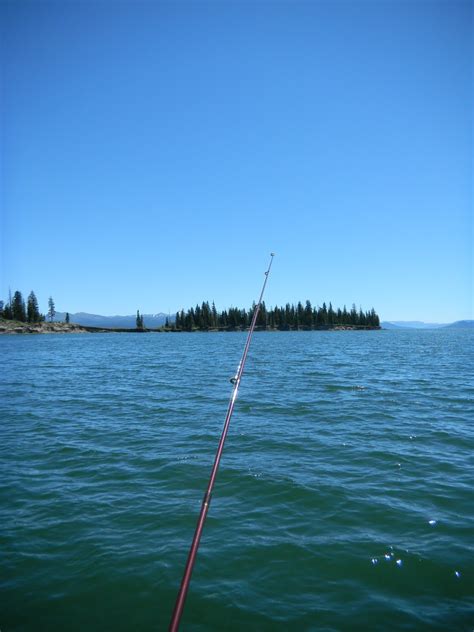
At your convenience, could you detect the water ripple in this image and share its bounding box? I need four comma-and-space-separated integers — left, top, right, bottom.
1, 329, 473, 630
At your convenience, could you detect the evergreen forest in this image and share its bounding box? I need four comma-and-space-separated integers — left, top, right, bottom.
174, 301, 380, 331
0, 290, 47, 323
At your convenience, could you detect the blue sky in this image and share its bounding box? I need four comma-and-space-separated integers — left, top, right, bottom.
1, 0, 472, 322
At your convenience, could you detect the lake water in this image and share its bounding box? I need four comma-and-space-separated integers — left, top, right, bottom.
1, 329, 473, 631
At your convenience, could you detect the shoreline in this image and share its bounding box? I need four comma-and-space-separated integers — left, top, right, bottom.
0, 320, 381, 335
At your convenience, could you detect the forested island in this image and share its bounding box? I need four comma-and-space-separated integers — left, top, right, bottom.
172, 301, 380, 331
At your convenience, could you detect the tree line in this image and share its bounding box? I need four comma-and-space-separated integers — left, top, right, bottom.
1, 290, 380, 331
174, 300, 380, 331
0, 290, 60, 323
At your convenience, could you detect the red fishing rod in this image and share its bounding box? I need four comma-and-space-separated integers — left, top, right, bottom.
169, 253, 275, 632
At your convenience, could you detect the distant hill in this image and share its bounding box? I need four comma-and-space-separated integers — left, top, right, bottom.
381, 321, 446, 329
444, 320, 474, 329
381, 322, 404, 329
54, 312, 170, 328
382, 320, 473, 330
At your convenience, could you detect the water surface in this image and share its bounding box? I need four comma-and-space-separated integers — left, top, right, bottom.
1, 329, 473, 630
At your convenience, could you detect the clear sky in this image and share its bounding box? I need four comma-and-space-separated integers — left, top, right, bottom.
1, 0, 472, 322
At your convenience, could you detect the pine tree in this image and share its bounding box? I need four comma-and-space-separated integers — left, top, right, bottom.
194, 304, 202, 328
211, 301, 218, 328
276, 306, 286, 329
27, 291, 40, 323
227, 307, 238, 329
219, 309, 228, 328
47, 297, 56, 322
201, 302, 211, 330
321, 302, 328, 325
3, 301, 12, 319
328, 302, 335, 325
304, 300, 313, 328
13, 291, 26, 322
184, 308, 195, 331
268, 309, 275, 329
350, 303, 358, 325
256, 301, 267, 328
296, 301, 304, 327
136, 310, 145, 329
342, 305, 349, 324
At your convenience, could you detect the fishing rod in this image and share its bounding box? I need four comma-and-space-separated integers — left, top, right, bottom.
169, 253, 275, 632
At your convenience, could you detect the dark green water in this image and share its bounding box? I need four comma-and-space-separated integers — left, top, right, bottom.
1, 329, 473, 631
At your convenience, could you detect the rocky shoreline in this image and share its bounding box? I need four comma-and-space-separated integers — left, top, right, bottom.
0, 320, 104, 335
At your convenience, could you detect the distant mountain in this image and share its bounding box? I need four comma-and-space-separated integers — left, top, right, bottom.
381, 322, 404, 329
444, 320, 474, 329
382, 320, 473, 330
382, 321, 446, 329
54, 312, 170, 328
